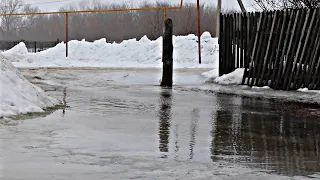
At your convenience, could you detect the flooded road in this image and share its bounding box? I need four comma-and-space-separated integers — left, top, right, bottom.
1, 69, 320, 179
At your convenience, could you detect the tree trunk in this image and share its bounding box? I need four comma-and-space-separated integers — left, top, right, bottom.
161, 18, 173, 87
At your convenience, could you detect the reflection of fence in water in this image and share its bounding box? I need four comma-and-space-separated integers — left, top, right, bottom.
155, 91, 320, 176
211, 97, 320, 176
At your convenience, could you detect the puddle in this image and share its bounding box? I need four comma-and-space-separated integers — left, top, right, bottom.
1, 69, 319, 179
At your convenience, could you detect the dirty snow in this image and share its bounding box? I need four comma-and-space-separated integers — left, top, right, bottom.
0, 55, 58, 117
2, 32, 218, 69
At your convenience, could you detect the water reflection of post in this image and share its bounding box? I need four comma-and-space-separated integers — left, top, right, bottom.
174, 124, 179, 160
158, 89, 172, 155
210, 95, 234, 161
62, 87, 67, 116
189, 109, 199, 160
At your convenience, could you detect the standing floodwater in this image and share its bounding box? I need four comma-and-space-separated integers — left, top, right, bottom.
1, 69, 319, 180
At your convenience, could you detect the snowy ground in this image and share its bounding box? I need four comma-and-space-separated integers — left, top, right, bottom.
0, 55, 59, 117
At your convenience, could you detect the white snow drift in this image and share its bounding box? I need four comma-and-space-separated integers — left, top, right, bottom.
203, 68, 244, 85
0, 55, 58, 117
2, 32, 219, 69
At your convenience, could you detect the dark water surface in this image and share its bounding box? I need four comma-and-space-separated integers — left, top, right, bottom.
2, 69, 320, 179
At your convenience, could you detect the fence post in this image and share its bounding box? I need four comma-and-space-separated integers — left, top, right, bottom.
161, 18, 173, 87
34, 41, 37, 53
66, 13, 69, 57
197, 0, 201, 64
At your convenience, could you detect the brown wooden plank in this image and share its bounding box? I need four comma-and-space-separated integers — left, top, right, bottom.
227, 14, 232, 75
240, 14, 245, 68
221, 14, 227, 76
258, 11, 278, 86
266, 10, 283, 86
224, 15, 230, 76
314, 48, 320, 89
303, 9, 320, 88
282, 9, 306, 90
246, 12, 255, 83
274, 9, 298, 89
219, 13, 224, 76
232, 14, 236, 72
258, 11, 274, 86
310, 31, 320, 89
250, 11, 269, 86
244, 12, 253, 85
226, 14, 232, 75
291, 9, 317, 89
236, 13, 240, 68
247, 12, 263, 86
305, 13, 320, 89
270, 10, 289, 88
307, 36, 320, 89
241, 13, 249, 85
225, 14, 230, 76
235, 13, 238, 68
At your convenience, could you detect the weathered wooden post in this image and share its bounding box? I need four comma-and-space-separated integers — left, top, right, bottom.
34, 41, 37, 53
161, 18, 173, 87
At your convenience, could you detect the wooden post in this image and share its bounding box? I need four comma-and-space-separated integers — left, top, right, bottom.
163, 9, 167, 20
34, 41, 36, 53
161, 19, 173, 87
197, 0, 201, 64
65, 13, 69, 57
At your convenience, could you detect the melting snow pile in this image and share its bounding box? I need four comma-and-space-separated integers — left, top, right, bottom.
0, 55, 58, 117
203, 68, 245, 85
2, 32, 219, 69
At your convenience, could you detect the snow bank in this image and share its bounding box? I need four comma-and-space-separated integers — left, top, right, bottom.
0, 55, 59, 117
2, 42, 28, 55
298, 88, 320, 94
203, 68, 244, 85
2, 32, 219, 69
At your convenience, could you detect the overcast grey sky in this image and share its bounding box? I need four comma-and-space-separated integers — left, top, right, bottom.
23, 0, 254, 12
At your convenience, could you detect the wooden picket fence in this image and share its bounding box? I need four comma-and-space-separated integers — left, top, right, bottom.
219, 8, 320, 90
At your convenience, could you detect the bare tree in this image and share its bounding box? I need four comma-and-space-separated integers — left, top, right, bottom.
0, 0, 24, 39
253, 0, 320, 10
0, 0, 226, 41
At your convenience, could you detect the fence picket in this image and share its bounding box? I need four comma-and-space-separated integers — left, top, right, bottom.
247, 12, 263, 86
291, 9, 317, 89
259, 11, 278, 86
